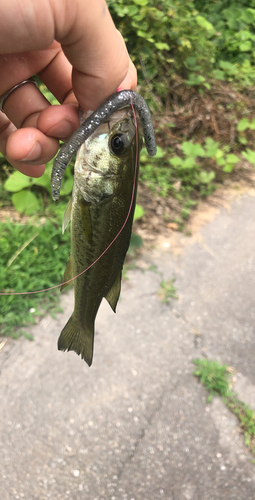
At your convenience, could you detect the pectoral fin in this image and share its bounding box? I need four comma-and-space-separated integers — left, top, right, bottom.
62, 196, 72, 234
60, 254, 74, 291
105, 272, 122, 312
79, 199, 92, 242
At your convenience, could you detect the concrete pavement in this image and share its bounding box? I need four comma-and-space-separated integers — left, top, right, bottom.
1, 193, 255, 500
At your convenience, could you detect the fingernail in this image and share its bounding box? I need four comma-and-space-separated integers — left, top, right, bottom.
46, 119, 74, 139
20, 141, 42, 162
117, 86, 125, 92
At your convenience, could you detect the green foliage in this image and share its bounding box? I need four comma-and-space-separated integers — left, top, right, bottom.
193, 358, 255, 455
108, 0, 255, 100
3, 161, 74, 215
158, 278, 178, 303
139, 138, 241, 219
107, 0, 217, 105
193, 358, 230, 402
194, 0, 255, 86
0, 211, 70, 337
133, 203, 145, 221
242, 148, 255, 166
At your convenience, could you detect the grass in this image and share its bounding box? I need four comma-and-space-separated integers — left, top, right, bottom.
158, 278, 178, 304
193, 358, 255, 456
0, 206, 71, 337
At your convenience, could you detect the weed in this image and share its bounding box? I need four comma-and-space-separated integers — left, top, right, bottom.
139, 137, 242, 224
158, 278, 178, 304
193, 358, 255, 455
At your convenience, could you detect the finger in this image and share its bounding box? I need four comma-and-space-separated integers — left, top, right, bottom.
1, 125, 58, 176
52, 0, 137, 110
0, 81, 59, 172
37, 103, 80, 140
2, 81, 50, 128
117, 59, 137, 93
2, 79, 79, 141
0, 43, 60, 95
37, 45, 74, 104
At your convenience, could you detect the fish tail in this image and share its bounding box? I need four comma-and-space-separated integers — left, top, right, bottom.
58, 315, 94, 367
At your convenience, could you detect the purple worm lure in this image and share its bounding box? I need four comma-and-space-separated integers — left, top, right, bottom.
51, 90, 157, 200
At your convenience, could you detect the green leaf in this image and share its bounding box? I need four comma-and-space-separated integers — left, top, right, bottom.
32, 174, 51, 193
182, 157, 196, 169
137, 30, 154, 42
199, 171, 215, 183
215, 150, 224, 160
133, 0, 148, 5
134, 204, 145, 222
216, 158, 225, 167
226, 154, 239, 164
237, 118, 250, 132
60, 177, 74, 196
249, 119, 255, 130
154, 146, 165, 159
219, 60, 238, 76
185, 75, 206, 86
127, 5, 139, 16
223, 164, 235, 173
155, 42, 170, 51
196, 16, 215, 32
184, 57, 200, 71
242, 149, 255, 165
4, 171, 32, 192
11, 190, 40, 215
212, 70, 225, 81
182, 142, 205, 157
240, 41, 252, 52
238, 136, 247, 145
204, 138, 219, 157
169, 157, 182, 167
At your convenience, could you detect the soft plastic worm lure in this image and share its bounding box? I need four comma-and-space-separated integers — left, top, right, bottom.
51, 90, 156, 201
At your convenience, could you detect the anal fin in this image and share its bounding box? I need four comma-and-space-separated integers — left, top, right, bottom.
105, 272, 122, 312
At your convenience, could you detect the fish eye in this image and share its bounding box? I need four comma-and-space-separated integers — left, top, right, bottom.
110, 133, 127, 156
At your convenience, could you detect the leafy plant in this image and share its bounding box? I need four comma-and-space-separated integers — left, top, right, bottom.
3, 161, 74, 215
139, 137, 242, 222
158, 278, 178, 303
194, 0, 255, 86
193, 358, 255, 455
108, 0, 218, 106
242, 148, 255, 166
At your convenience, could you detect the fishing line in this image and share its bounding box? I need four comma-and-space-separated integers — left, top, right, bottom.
0, 100, 139, 296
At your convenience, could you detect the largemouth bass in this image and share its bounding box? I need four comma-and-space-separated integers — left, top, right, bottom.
58, 107, 142, 366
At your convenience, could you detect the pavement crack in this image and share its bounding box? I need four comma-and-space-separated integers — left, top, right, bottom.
111, 380, 178, 496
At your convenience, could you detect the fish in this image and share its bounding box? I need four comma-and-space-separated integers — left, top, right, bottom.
58, 107, 143, 366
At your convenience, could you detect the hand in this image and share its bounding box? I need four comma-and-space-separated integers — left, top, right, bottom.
0, 0, 137, 177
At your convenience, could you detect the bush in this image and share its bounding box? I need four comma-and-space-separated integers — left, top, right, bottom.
108, 0, 255, 104
108, 0, 217, 107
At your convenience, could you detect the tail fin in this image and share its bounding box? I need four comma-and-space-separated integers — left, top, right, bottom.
58, 315, 94, 367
